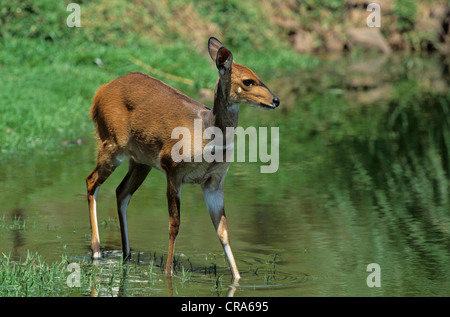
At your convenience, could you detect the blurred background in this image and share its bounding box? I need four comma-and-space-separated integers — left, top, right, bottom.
0, 0, 449, 296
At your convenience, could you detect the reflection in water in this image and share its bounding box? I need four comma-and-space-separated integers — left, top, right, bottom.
268, 52, 450, 296
84, 251, 310, 297
10, 208, 26, 260
85, 252, 243, 297
0, 53, 449, 296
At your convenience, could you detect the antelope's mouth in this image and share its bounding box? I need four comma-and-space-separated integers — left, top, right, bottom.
259, 103, 277, 110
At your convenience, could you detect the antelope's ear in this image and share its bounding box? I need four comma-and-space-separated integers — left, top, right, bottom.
208, 37, 224, 62
215, 46, 233, 77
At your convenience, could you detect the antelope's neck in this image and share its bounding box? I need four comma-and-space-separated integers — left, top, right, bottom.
211, 80, 239, 132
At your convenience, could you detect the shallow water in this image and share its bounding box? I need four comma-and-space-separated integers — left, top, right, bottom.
1, 53, 450, 296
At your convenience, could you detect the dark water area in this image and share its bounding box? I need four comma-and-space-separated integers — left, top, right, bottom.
1, 53, 449, 296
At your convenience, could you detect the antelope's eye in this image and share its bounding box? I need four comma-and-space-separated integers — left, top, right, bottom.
243, 79, 255, 87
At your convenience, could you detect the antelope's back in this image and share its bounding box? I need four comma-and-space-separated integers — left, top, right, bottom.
90, 72, 210, 166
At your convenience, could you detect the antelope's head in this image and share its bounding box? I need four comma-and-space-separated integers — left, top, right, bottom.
208, 37, 280, 110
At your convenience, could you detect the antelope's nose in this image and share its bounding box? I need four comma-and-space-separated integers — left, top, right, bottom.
273, 97, 280, 107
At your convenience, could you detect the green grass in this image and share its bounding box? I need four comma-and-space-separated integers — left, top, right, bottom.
0, 0, 323, 160
0, 250, 142, 297
0, 38, 314, 161
0, 38, 107, 158
0, 214, 28, 231
0, 251, 74, 296
0, 248, 269, 297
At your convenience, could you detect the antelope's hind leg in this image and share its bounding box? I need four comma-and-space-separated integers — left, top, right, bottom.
86, 143, 124, 259
115, 159, 151, 259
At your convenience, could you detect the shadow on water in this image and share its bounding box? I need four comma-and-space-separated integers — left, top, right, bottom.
1, 52, 450, 296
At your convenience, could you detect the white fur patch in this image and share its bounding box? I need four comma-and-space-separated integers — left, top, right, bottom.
114, 155, 127, 165
228, 104, 240, 112
92, 187, 101, 259
92, 187, 100, 223
214, 142, 234, 152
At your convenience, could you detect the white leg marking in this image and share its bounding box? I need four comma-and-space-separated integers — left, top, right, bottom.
92, 187, 102, 259
93, 187, 100, 212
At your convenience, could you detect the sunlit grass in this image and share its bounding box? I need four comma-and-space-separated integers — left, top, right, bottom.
0, 35, 314, 161
0, 251, 73, 297
0, 249, 252, 297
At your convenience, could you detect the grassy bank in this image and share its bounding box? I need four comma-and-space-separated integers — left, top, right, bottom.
0, 38, 314, 159
1, 0, 320, 160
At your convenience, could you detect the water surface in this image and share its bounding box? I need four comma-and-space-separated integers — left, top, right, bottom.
1, 53, 449, 296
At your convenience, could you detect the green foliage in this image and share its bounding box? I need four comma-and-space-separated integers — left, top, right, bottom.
0, 0, 70, 40
194, 0, 281, 51
303, 0, 343, 11
393, 0, 418, 32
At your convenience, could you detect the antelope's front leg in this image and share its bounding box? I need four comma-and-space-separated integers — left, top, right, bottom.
202, 186, 241, 281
